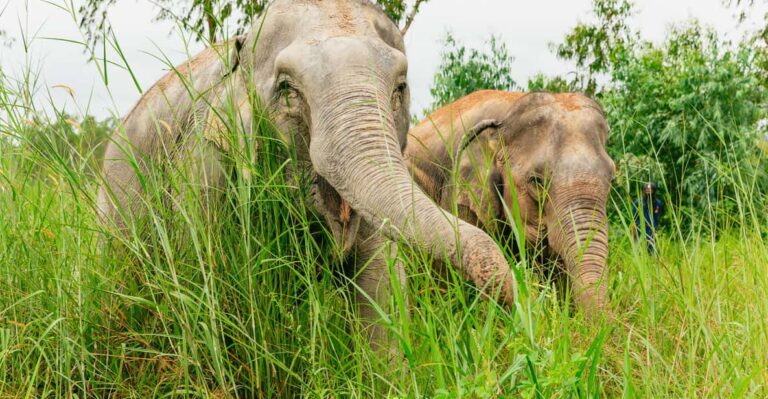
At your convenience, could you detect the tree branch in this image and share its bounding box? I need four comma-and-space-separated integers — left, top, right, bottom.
400, 0, 426, 36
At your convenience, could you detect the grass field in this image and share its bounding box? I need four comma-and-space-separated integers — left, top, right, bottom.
1, 36, 768, 399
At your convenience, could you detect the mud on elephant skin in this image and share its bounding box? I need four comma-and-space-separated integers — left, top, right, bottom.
406, 90, 616, 312
97, 1, 516, 352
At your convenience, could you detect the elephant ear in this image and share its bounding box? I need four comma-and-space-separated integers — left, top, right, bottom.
450, 122, 504, 233
222, 34, 246, 78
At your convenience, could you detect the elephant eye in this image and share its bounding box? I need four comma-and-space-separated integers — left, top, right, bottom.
277, 79, 300, 108
527, 174, 544, 188
527, 174, 548, 200
392, 81, 407, 112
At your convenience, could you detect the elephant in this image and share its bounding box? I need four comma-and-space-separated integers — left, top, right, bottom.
405, 90, 615, 311
96, 0, 515, 353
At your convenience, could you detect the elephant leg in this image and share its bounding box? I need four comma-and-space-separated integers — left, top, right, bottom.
352, 224, 407, 359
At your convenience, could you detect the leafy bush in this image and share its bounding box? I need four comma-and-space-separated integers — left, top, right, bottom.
526, 73, 579, 92
428, 33, 517, 112
601, 23, 766, 224
552, 0, 636, 95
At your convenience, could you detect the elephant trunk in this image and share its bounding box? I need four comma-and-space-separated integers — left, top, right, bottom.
309, 74, 515, 306
547, 186, 609, 310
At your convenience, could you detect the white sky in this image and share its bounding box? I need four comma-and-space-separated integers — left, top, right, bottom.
0, 0, 763, 119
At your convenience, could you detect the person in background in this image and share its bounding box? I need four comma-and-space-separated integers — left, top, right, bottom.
632, 182, 663, 254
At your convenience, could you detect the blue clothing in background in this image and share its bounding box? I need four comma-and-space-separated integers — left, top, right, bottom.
633, 197, 663, 253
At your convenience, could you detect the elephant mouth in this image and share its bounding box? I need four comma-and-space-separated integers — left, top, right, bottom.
313, 175, 361, 257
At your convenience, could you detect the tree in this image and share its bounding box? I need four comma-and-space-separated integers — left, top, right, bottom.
725, 0, 768, 93
378, 0, 429, 35
552, 0, 635, 95
79, 0, 428, 47
726, 0, 768, 45
428, 33, 517, 112
525, 73, 577, 93
602, 22, 766, 218
79, 0, 263, 45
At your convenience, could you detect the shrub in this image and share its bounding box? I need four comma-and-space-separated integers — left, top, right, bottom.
428, 33, 517, 112
602, 22, 767, 225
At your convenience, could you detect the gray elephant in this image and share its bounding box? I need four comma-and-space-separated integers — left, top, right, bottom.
406, 90, 615, 311
97, 1, 515, 352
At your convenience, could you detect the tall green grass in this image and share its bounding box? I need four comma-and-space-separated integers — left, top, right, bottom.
1, 8, 767, 398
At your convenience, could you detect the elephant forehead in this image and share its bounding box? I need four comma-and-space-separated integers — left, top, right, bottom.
322, 0, 361, 36
285, 37, 399, 65
551, 111, 609, 153
426, 90, 525, 127
275, 38, 406, 92
269, 0, 382, 40
248, 1, 404, 83
553, 93, 589, 112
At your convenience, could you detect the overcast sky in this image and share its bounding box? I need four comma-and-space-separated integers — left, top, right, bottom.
0, 0, 763, 120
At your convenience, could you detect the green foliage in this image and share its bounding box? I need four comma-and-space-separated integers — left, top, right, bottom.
376, 0, 408, 24
376, 0, 429, 34
428, 33, 518, 112
553, 0, 636, 94
79, 0, 268, 45
13, 114, 114, 178
525, 73, 578, 93
162, 0, 269, 42
602, 22, 767, 221
1, 123, 767, 396
726, 0, 768, 45
2, 10, 768, 397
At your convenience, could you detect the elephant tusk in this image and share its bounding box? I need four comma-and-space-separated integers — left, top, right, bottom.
339, 199, 352, 226
339, 199, 352, 250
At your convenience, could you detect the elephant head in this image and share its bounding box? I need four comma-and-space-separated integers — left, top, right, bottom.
407, 91, 614, 310
244, 1, 515, 304
99, 1, 515, 306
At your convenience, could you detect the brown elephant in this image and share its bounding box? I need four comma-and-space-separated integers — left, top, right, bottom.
97, 1, 515, 352
406, 90, 615, 311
